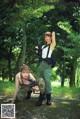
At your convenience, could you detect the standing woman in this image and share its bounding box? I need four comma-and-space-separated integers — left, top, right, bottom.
36, 31, 56, 106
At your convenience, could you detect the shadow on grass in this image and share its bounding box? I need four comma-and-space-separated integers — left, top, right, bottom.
0, 81, 80, 119
0, 95, 80, 119
15, 97, 80, 119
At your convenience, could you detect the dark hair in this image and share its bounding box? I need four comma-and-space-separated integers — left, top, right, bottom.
19, 64, 30, 72
45, 32, 52, 38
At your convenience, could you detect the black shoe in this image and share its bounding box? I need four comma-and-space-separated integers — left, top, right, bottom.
36, 93, 44, 106
46, 94, 51, 105
26, 90, 32, 99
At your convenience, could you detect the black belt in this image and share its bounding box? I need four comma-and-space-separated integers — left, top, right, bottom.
41, 58, 52, 64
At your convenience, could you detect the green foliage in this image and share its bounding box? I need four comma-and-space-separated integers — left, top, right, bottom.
51, 67, 59, 81
0, 0, 80, 87
57, 21, 72, 33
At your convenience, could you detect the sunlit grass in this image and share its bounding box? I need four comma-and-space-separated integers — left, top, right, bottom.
0, 80, 15, 96
0, 80, 80, 100
61, 102, 71, 105
52, 82, 80, 100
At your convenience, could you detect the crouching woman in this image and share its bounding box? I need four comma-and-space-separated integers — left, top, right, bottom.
12, 64, 38, 103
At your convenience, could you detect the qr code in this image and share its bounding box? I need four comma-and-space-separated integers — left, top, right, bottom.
1, 104, 15, 118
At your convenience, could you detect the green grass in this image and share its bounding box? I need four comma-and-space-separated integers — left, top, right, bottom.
0, 81, 80, 119
52, 86, 80, 100
0, 80, 15, 96
0, 80, 80, 100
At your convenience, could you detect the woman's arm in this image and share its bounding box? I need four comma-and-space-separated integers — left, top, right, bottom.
12, 75, 19, 103
50, 31, 56, 51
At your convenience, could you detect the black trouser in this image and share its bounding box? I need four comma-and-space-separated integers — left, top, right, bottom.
28, 80, 38, 88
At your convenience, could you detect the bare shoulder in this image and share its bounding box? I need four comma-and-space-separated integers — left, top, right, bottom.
15, 73, 20, 82
30, 73, 36, 81
16, 72, 20, 78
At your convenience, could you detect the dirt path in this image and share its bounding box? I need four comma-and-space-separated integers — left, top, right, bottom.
0, 95, 80, 119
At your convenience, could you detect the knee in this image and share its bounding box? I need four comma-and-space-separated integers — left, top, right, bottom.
38, 78, 45, 93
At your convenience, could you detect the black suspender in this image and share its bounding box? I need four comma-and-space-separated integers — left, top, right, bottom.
42, 44, 51, 58
46, 44, 50, 58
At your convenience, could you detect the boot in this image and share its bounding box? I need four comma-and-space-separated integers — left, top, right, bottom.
26, 90, 32, 99
42, 93, 46, 100
36, 93, 45, 106
46, 94, 51, 105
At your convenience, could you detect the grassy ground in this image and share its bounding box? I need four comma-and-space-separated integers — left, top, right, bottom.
0, 80, 80, 119
15, 98, 80, 119
0, 80, 80, 100
0, 80, 14, 96
52, 86, 80, 100
0, 95, 80, 119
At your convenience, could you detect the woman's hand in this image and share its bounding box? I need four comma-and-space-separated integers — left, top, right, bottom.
35, 46, 39, 54
35, 46, 38, 49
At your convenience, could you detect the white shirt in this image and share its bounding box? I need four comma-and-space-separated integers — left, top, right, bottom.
41, 45, 52, 58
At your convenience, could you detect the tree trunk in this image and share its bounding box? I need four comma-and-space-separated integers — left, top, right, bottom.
61, 57, 66, 87
70, 64, 75, 87
76, 66, 80, 87
13, 50, 22, 81
69, 58, 77, 87
21, 29, 27, 64
8, 47, 12, 81
2, 68, 5, 81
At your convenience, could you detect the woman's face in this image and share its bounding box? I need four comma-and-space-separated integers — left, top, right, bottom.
44, 35, 51, 44
21, 70, 30, 79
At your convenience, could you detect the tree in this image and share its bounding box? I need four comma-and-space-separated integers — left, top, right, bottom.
0, 0, 54, 81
